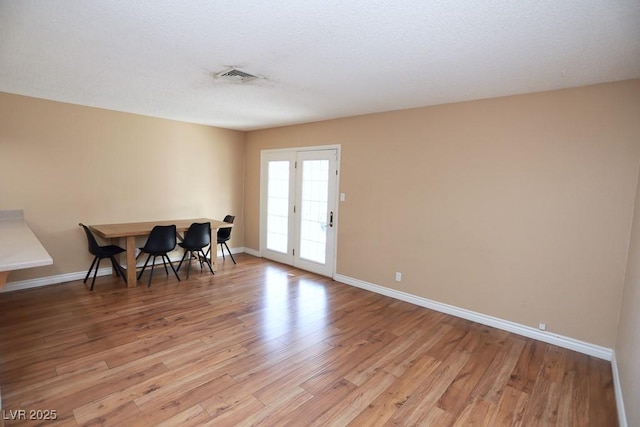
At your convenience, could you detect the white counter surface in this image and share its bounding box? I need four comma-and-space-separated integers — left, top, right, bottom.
0, 210, 53, 273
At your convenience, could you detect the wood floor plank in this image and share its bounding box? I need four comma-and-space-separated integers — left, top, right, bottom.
507, 338, 547, 394
26, 362, 169, 420
397, 406, 456, 427
347, 354, 441, 426
424, 325, 470, 361
383, 323, 452, 378
79, 400, 140, 427
0, 254, 619, 426
557, 371, 576, 426
541, 344, 568, 383
123, 375, 237, 426
471, 337, 527, 404
200, 340, 335, 414
487, 385, 529, 426
55, 337, 203, 374
452, 396, 496, 427
201, 394, 265, 425
521, 370, 563, 425
343, 328, 427, 386
73, 356, 236, 424
4, 361, 108, 404
278, 378, 357, 425
588, 356, 618, 426
571, 366, 591, 425
225, 335, 333, 382
387, 349, 471, 425
437, 341, 499, 416
299, 329, 398, 395
154, 404, 212, 427
236, 386, 313, 426
310, 369, 398, 426
249, 342, 336, 405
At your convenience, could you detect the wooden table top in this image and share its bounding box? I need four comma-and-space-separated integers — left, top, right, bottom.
89, 218, 232, 239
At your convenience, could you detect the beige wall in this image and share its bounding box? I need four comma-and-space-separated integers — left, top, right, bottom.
617, 162, 640, 426
0, 92, 245, 283
245, 80, 640, 348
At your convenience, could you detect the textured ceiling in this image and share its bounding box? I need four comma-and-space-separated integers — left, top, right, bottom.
1, 1, 639, 131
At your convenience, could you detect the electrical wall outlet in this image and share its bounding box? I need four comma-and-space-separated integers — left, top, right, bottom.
538, 322, 546, 331
395, 272, 402, 282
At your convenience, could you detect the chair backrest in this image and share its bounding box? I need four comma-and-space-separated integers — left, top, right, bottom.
143, 225, 177, 253
79, 223, 101, 255
217, 215, 235, 241
182, 222, 211, 249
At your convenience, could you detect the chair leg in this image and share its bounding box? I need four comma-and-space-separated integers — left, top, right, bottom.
118, 262, 128, 284
148, 255, 158, 287
224, 242, 236, 264
165, 255, 181, 281
177, 250, 189, 272
110, 256, 127, 285
185, 250, 192, 279
138, 254, 152, 280
199, 249, 214, 275
109, 258, 119, 279
90, 258, 101, 291
84, 256, 98, 283
200, 247, 211, 268
220, 243, 225, 260
161, 256, 169, 275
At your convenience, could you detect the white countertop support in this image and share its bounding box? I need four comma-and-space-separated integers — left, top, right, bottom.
0, 210, 53, 288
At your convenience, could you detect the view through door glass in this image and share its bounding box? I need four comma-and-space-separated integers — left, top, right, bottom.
266, 160, 290, 254
299, 159, 329, 264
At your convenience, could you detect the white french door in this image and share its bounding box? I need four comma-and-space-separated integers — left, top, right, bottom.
260, 148, 339, 277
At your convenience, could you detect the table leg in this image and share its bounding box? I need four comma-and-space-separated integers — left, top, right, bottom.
210, 228, 218, 272
0, 270, 9, 289
125, 236, 137, 287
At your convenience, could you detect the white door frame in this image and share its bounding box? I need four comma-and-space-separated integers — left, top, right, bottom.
259, 145, 341, 278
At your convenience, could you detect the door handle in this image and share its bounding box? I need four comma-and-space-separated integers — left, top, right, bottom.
329, 211, 334, 227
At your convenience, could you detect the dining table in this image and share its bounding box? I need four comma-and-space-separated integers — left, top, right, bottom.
89, 218, 233, 287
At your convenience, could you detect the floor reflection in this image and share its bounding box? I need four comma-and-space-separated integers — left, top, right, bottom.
261, 266, 328, 342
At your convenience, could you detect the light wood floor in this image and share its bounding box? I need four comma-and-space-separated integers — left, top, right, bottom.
0, 254, 617, 426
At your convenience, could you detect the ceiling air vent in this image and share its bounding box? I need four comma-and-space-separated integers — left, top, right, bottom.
215, 68, 259, 83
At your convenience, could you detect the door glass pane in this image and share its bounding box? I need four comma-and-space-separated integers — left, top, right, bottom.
299, 159, 329, 264
266, 161, 289, 253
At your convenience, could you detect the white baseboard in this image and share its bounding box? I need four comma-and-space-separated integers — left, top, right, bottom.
333, 274, 613, 361
217, 245, 246, 257
242, 247, 261, 257
611, 351, 628, 427
0, 267, 113, 293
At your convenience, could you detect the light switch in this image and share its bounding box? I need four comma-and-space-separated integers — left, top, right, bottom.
340, 193, 346, 202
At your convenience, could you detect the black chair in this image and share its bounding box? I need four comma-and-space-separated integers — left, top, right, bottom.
137, 225, 181, 287
79, 223, 127, 291
177, 222, 214, 279
212, 215, 236, 264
